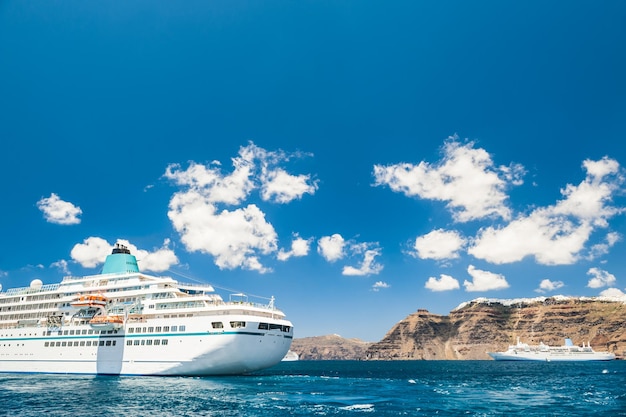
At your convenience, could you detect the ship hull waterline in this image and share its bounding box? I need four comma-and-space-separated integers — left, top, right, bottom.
0, 328, 292, 376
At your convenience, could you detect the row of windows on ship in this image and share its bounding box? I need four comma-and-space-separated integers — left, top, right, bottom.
2, 339, 169, 349
60, 321, 292, 334
0, 287, 147, 304
42, 325, 187, 336
1, 321, 291, 338
0, 302, 209, 318
42, 339, 171, 348
0, 292, 192, 308
210, 321, 291, 332
0, 299, 218, 314
0, 287, 220, 306
1, 309, 279, 325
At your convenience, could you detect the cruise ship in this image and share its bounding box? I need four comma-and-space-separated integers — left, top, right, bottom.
488, 338, 615, 361
0, 244, 293, 375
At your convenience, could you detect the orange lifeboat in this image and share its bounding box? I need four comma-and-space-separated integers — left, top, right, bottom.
89, 315, 123, 331
71, 294, 108, 308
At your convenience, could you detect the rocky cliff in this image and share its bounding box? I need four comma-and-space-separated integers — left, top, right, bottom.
290, 334, 372, 360
364, 296, 626, 360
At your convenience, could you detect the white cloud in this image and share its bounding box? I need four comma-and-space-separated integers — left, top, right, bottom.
588, 232, 621, 259
468, 210, 593, 265
463, 265, 509, 292
425, 274, 460, 292
371, 281, 390, 291
71, 237, 113, 268
535, 278, 564, 293
164, 142, 316, 272
37, 193, 82, 225
260, 168, 318, 203
413, 229, 465, 260
599, 288, 626, 298
50, 259, 70, 275
607, 232, 621, 246
168, 192, 276, 273
318, 235, 383, 276
552, 157, 623, 225
70, 237, 179, 273
277, 235, 311, 261
584, 157, 621, 179
164, 158, 254, 206
586, 267, 616, 289
342, 244, 383, 276
317, 234, 346, 262
164, 142, 317, 206
469, 157, 624, 265
373, 137, 525, 222
131, 239, 179, 272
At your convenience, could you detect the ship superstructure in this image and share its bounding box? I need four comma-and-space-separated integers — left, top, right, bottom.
0, 244, 293, 375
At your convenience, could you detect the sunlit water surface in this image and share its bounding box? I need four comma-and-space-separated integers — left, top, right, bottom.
1, 361, 625, 416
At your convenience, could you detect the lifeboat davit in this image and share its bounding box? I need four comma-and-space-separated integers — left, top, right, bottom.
71, 294, 108, 308
89, 315, 124, 331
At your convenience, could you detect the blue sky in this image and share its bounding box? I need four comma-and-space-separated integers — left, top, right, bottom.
1, 1, 625, 341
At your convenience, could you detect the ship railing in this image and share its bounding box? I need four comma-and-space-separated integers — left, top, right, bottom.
176, 282, 277, 308
3, 283, 61, 296
206, 309, 282, 319
60, 275, 85, 282
126, 314, 148, 323
176, 282, 216, 292
151, 299, 274, 311
226, 294, 277, 310
224, 298, 283, 314
223, 300, 276, 310
61, 272, 137, 282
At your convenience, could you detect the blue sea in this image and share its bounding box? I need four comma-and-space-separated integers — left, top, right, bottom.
1, 361, 625, 416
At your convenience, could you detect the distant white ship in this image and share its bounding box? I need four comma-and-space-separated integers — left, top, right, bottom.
282, 350, 299, 361
0, 244, 293, 375
488, 338, 615, 361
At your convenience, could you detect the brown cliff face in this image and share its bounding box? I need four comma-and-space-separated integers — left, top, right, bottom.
290, 335, 372, 360
359, 309, 455, 360
365, 298, 626, 360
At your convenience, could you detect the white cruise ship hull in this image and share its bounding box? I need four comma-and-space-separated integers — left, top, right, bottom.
488, 351, 615, 362
488, 337, 615, 362
0, 318, 292, 375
